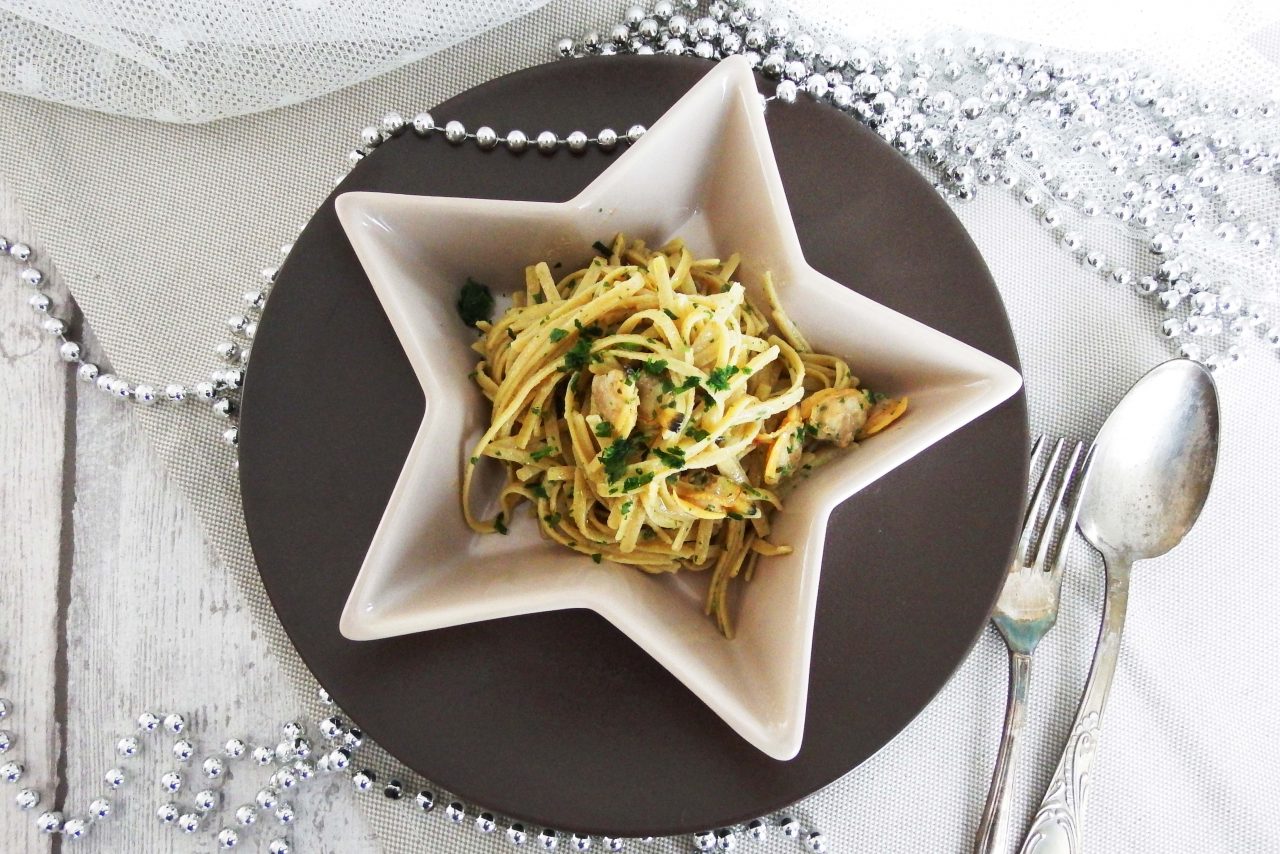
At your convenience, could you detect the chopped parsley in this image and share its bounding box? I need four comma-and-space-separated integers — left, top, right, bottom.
653, 446, 686, 468
622, 471, 655, 492
868, 390, 890, 403
599, 436, 640, 482
663, 308, 678, 320
573, 318, 603, 338
493, 513, 508, 535
548, 328, 568, 343
685, 425, 710, 441
530, 445, 558, 461
561, 337, 593, 371
469, 456, 479, 464
594, 421, 614, 438
620, 499, 634, 516
456, 277, 494, 327
661, 375, 701, 395
726, 511, 745, 521
543, 512, 562, 527
591, 553, 603, 564
592, 240, 611, 256
530, 483, 549, 499
705, 365, 741, 392
506, 327, 516, 340
642, 358, 668, 376
532, 292, 546, 304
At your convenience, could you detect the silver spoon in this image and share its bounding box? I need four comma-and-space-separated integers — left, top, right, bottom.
1019, 359, 1220, 854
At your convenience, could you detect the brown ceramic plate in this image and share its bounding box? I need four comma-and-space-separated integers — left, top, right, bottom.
239, 55, 1028, 837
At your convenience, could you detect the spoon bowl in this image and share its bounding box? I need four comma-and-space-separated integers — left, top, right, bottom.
1078, 358, 1220, 563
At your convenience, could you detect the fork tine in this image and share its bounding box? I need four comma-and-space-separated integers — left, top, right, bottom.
1017, 436, 1063, 563
1032, 440, 1084, 571
1047, 442, 1093, 576
1015, 436, 1047, 559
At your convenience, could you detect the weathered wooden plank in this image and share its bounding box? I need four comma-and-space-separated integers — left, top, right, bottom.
0, 189, 62, 853
0, 194, 376, 851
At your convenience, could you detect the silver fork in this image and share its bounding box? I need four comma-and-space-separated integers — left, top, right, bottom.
973, 437, 1090, 854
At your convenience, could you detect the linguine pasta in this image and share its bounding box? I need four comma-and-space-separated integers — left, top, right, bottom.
462, 234, 907, 637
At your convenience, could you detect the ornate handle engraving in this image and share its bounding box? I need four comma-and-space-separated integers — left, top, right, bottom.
1019, 562, 1131, 854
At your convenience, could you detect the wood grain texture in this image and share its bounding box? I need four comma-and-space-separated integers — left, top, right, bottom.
0, 190, 377, 851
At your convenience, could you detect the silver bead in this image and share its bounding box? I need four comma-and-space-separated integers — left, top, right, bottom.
538, 829, 559, 849
775, 80, 797, 104
194, 789, 220, 812
1150, 233, 1174, 254
380, 112, 405, 135
275, 768, 299, 790
256, 787, 280, 810
663, 37, 684, 55
9, 242, 32, 261
222, 738, 246, 761
537, 131, 559, 153
327, 748, 350, 770
178, 812, 201, 833
42, 317, 65, 336
172, 739, 194, 762
602, 837, 623, 851
275, 802, 296, 824
694, 830, 715, 850
596, 128, 618, 151
0, 760, 21, 783
411, 112, 435, 135
133, 384, 156, 405
29, 292, 51, 312
570, 832, 591, 850
504, 129, 529, 153
779, 817, 800, 838
415, 790, 434, 811
509, 823, 528, 845
444, 121, 467, 144
15, 788, 39, 809
160, 770, 184, 793
715, 828, 737, 850
566, 131, 589, 153
359, 126, 382, 147
623, 4, 645, 26
318, 716, 343, 739
581, 30, 601, 51
57, 340, 81, 362
626, 124, 646, 143
109, 378, 132, 400
446, 802, 466, 823
293, 760, 315, 781
476, 126, 498, 150
57, 818, 87, 839
747, 819, 767, 840
342, 727, 363, 749
212, 397, 235, 418
88, 798, 110, 820
804, 74, 829, 100
203, 756, 226, 779
666, 14, 688, 37
1041, 208, 1063, 228
477, 813, 498, 834
104, 768, 125, 789
556, 37, 576, 57
352, 769, 375, 793
805, 831, 827, 852
217, 828, 240, 848
20, 266, 42, 286
117, 736, 139, 758
1085, 250, 1106, 269
1060, 231, 1083, 251
135, 711, 160, 732
268, 839, 291, 854
37, 810, 64, 833
382, 778, 401, 798
156, 802, 179, 824
693, 41, 714, 59
235, 804, 258, 826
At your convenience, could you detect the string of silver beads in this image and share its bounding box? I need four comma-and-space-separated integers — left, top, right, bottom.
559, 0, 1280, 370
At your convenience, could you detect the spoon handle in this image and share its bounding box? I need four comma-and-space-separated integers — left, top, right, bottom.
1018, 560, 1131, 854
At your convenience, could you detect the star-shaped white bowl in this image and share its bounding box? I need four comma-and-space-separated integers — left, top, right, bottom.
334, 56, 1021, 760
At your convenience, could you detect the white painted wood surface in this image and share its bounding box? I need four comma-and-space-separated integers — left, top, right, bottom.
0, 190, 378, 851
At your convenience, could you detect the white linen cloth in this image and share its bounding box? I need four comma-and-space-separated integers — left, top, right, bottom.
0, 1, 1277, 851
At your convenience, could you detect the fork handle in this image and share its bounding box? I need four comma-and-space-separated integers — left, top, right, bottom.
1018, 560, 1132, 854
974, 649, 1033, 854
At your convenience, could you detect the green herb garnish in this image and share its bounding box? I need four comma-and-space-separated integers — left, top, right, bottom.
705, 365, 741, 392
493, 513, 508, 535
653, 446, 685, 468
622, 471, 655, 492
549, 328, 568, 343
592, 240, 611, 256
642, 358, 668, 376
543, 512, 562, 527
621, 500, 633, 516
530, 483, 549, 499
456, 277, 494, 327
561, 337, 593, 371
591, 553, 603, 564
685, 426, 710, 441
594, 421, 614, 438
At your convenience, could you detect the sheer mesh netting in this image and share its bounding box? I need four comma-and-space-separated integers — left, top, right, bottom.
0, 0, 548, 122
